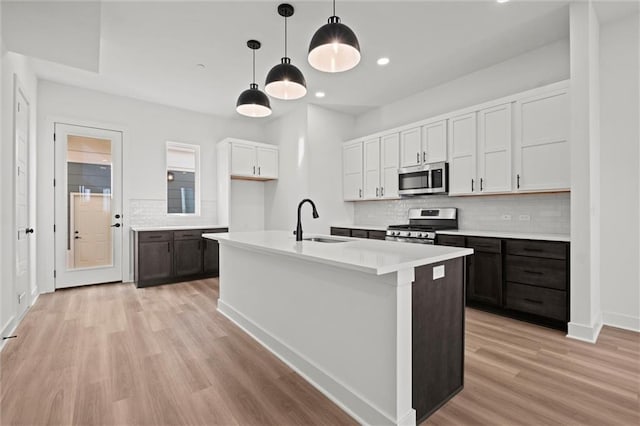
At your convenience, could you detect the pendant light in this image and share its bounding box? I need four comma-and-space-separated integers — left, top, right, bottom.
308, 0, 361, 73
265, 4, 307, 100
236, 40, 272, 118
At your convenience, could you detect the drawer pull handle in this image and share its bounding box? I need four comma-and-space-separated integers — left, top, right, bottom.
523, 248, 543, 252
149, 236, 162, 239
524, 298, 543, 305
524, 270, 544, 275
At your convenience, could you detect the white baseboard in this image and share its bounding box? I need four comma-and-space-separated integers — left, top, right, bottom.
218, 300, 414, 426
603, 311, 640, 332
567, 314, 603, 343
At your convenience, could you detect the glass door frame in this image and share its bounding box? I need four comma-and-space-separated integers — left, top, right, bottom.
54, 123, 123, 288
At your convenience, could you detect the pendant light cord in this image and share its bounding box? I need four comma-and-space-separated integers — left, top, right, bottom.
252, 49, 256, 85
333, 0, 336, 16
284, 15, 288, 58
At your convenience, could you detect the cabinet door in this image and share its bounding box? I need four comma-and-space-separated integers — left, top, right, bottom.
422, 120, 447, 163
380, 133, 400, 199
478, 103, 512, 193
138, 241, 173, 282
448, 113, 477, 195
400, 127, 422, 167
343, 141, 363, 200
514, 88, 570, 192
203, 238, 220, 276
230, 142, 256, 177
256, 146, 278, 179
467, 251, 502, 306
174, 239, 203, 277
363, 138, 381, 199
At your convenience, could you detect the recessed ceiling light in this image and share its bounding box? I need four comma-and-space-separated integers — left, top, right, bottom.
196, 63, 206, 69
377, 57, 390, 66
315, 91, 326, 98
496, 0, 510, 3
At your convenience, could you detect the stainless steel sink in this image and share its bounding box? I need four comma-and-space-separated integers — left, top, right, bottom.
303, 237, 349, 243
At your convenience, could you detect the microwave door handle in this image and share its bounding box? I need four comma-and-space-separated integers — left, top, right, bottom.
425, 169, 431, 189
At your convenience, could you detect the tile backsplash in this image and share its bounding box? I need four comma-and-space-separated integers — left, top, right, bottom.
128, 199, 218, 227
354, 192, 570, 235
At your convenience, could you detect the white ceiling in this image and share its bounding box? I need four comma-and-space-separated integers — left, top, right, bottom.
25, 1, 573, 119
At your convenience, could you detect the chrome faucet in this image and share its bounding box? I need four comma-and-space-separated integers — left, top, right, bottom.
295, 199, 319, 241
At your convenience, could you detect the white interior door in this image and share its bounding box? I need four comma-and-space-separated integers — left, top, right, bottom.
54, 123, 123, 288
15, 84, 31, 318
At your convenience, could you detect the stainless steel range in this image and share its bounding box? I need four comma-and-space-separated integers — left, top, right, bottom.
386, 208, 458, 244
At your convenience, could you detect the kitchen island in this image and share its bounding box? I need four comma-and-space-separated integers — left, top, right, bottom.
203, 231, 472, 425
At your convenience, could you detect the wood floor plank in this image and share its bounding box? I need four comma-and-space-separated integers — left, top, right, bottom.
1, 279, 638, 426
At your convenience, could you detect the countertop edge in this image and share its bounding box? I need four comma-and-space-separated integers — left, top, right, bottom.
436, 229, 570, 242
131, 225, 228, 232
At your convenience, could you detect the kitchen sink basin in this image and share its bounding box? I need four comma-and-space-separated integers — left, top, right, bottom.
303, 237, 349, 243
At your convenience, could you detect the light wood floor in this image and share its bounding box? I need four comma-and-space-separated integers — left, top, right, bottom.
1, 279, 638, 426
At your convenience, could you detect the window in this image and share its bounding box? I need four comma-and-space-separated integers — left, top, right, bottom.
166, 142, 200, 215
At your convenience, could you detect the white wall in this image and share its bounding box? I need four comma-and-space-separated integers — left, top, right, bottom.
229, 179, 265, 232
353, 39, 569, 138
599, 14, 640, 331
36, 81, 264, 292
264, 105, 355, 233
1, 50, 38, 339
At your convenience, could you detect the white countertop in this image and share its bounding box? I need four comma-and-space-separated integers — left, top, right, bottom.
331, 224, 388, 232
131, 225, 228, 232
203, 230, 473, 276
437, 229, 570, 242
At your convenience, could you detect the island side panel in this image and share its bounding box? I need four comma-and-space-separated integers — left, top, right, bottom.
217, 243, 415, 426
412, 257, 465, 423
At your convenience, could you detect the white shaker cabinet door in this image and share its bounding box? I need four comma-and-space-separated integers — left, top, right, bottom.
478, 103, 512, 193
448, 112, 477, 195
230, 142, 257, 177
380, 133, 400, 199
363, 138, 381, 199
399, 127, 422, 167
256, 146, 278, 179
514, 88, 570, 192
422, 120, 447, 164
343, 141, 364, 201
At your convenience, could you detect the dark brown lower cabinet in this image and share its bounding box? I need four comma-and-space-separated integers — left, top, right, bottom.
135, 228, 227, 287
330, 226, 387, 240
413, 257, 465, 423
467, 250, 503, 307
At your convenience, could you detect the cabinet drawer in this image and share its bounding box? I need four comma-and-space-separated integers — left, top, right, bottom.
174, 230, 202, 240
437, 234, 466, 247
466, 237, 502, 254
506, 240, 567, 260
505, 255, 567, 290
138, 231, 172, 243
351, 229, 369, 239
368, 230, 387, 240
505, 282, 567, 321
202, 228, 228, 234
330, 227, 351, 237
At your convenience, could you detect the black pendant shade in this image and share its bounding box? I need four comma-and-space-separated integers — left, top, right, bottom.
236, 40, 272, 118
308, 1, 361, 73
265, 4, 307, 100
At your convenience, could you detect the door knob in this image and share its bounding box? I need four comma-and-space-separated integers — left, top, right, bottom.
75, 236, 81, 239
25, 228, 34, 234
115, 214, 121, 219
111, 223, 121, 228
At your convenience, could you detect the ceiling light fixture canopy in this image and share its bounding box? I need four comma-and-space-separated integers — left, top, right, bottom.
265, 4, 307, 100
236, 40, 272, 118
308, 0, 361, 73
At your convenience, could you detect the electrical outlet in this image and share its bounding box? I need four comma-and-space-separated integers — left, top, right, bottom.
519, 214, 531, 221
433, 265, 445, 280
501, 214, 512, 221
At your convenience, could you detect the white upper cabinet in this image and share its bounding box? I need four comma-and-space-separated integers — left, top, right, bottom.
448, 112, 477, 196
400, 122, 447, 167
344, 133, 400, 201
363, 138, 381, 199
256, 146, 279, 179
514, 87, 570, 192
380, 133, 400, 199
399, 127, 422, 167
343, 141, 364, 201
230, 140, 279, 180
422, 120, 448, 164
477, 103, 512, 194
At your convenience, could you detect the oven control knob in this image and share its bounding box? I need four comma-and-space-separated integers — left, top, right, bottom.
417, 233, 424, 238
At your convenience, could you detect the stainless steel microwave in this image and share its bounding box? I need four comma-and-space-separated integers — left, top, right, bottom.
398, 162, 449, 196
